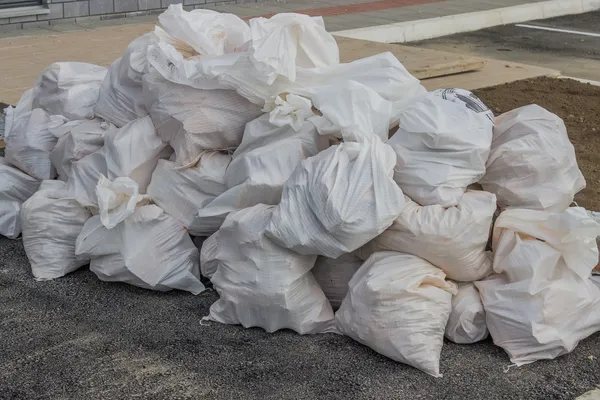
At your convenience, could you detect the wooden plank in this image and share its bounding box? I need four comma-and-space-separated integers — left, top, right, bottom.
334, 35, 485, 79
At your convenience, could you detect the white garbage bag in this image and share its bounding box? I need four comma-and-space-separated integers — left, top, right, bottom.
388, 93, 493, 207
94, 33, 155, 127
143, 71, 262, 168
50, 118, 109, 180
266, 138, 405, 259
356, 190, 496, 282
475, 207, 600, 365
431, 88, 494, 122
146, 5, 250, 89
75, 215, 119, 259
21, 180, 92, 280
199, 231, 219, 279
4, 106, 67, 180
207, 204, 336, 334
445, 283, 488, 344
312, 253, 362, 311
147, 152, 231, 229
0, 157, 40, 239
32, 62, 107, 120
336, 251, 457, 377
479, 105, 585, 212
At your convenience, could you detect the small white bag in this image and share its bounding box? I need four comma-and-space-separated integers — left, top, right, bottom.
336, 251, 457, 377
479, 105, 585, 212
207, 204, 336, 334
356, 190, 496, 282
311, 253, 362, 311
0, 157, 40, 239
21, 181, 92, 280
445, 283, 488, 344
475, 207, 600, 365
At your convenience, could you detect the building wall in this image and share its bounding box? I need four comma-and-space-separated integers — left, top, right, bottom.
0, 0, 257, 30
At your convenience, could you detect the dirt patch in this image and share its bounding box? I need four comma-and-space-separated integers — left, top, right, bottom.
474, 77, 600, 211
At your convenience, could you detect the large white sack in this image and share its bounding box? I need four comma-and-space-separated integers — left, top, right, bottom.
143, 71, 262, 168
21, 180, 92, 280
146, 5, 250, 89
4, 106, 67, 180
66, 150, 107, 208
445, 283, 488, 344
75, 215, 119, 259
50, 119, 109, 180
336, 251, 457, 377
199, 232, 219, 279
266, 138, 405, 259
356, 190, 496, 282
0, 157, 40, 239
207, 204, 336, 334
312, 253, 362, 311
388, 93, 493, 207
475, 207, 600, 365
147, 152, 230, 229
479, 105, 585, 212
31, 62, 106, 120
94, 33, 155, 127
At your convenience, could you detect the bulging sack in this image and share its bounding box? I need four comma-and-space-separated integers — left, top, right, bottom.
445, 283, 488, 344
479, 104, 585, 212
50, 119, 109, 180
388, 93, 493, 207
336, 251, 457, 377
21, 180, 92, 280
266, 138, 405, 259
475, 207, 600, 365
143, 71, 262, 168
311, 253, 362, 311
356, 190, 496, 282
147, 152, 231, 229
0, 157, 40, 239
94, 33, 155, 127
207, 204, 336, 334
32, 62, 107, 120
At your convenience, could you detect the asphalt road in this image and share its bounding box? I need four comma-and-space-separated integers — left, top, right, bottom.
1, 236, 600, 399
409, 11, 600, 81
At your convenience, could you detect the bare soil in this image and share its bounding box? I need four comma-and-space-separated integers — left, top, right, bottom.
474, 77, 600, 211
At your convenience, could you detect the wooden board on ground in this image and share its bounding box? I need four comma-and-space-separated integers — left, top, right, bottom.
335, 36, 485, 79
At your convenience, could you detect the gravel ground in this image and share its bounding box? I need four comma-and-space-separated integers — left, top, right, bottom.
1, 236, 599, 399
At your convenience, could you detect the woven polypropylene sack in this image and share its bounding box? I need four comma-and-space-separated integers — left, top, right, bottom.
0, 157, 40, 239
445, 283, 488, 344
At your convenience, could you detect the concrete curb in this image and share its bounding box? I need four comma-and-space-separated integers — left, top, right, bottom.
332, 0, 600, 43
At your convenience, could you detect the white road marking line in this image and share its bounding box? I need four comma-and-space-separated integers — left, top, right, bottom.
515, 23, 600, 38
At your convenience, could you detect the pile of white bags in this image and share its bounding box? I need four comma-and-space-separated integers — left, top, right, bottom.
475, 207, 600, 365
479, 105, 585, 212
336, 252, 457, 377
4, 3, 598, 379
206, 204, 336, 334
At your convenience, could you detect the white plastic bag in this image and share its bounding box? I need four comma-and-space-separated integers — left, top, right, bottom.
0, 157, 40, 239
147, 152, 231, 229
75, 215, 119, 259
199, 232, 219, 279
475, 207, 600, 365
4, 107, 67, 180
66, 150, 108, 208
479, 105, 585, 212
32, 62, 106, 120
445, 283, 488, 344
431, 88, 494, 122
312, 253, 362, 311
388, 93, 493, 207
356, 190, 496, 282
21, 180, 92, 280
96, 175, 143, 229
94, 33, 155, 127
50, 118, 109, 180
207, 204, 336, 334
143, 71, 262, 168
336, 251, 457, 377
266, 138, 405, 258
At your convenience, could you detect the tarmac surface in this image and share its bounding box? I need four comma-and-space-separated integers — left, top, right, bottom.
1, 236, 600, 399
409, 11, 600, 81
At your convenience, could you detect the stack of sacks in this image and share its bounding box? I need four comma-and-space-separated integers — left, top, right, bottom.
475, 207, 600, 364
336, 252, 457, 377
479, 105, 585, 212
204, 204, 336, 334
75, 176, 204, 293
